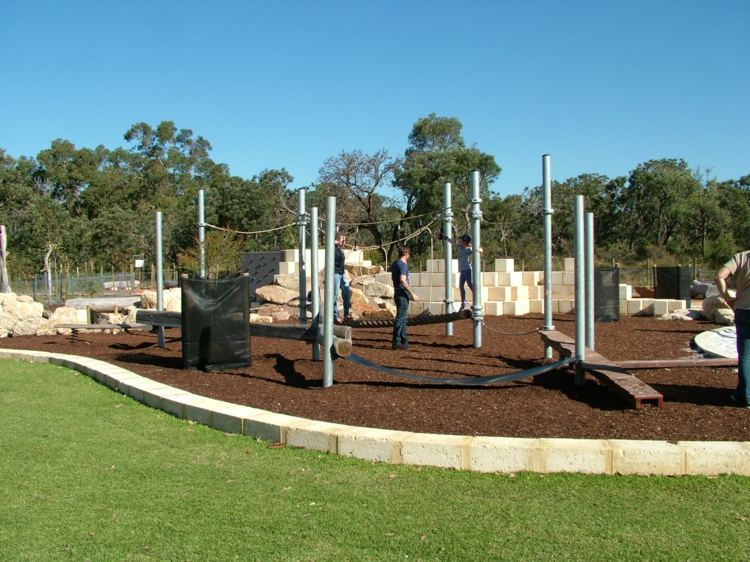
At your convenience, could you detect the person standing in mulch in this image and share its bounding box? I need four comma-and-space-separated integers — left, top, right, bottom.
334, 233, 354, 324
442, 233, 483, 311
390, 245, 419, 350
716, 250, 750, 409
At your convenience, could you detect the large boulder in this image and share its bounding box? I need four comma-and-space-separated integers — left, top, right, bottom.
702, 293, 734, 324
140, 288, 182, 312
364, 281, 394, 299
256, 285, 300, 305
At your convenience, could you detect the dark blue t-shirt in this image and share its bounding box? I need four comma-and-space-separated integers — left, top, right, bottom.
391, 259, 409, 291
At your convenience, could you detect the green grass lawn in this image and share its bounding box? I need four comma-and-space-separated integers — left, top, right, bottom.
1, 359, 749, 561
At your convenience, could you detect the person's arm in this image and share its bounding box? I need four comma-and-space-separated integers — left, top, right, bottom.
715, 266, 735, 309
399, 274, 420, 301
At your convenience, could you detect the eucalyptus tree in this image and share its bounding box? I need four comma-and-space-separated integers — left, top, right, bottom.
393, 114, 500, 261
315, 149, 401, 264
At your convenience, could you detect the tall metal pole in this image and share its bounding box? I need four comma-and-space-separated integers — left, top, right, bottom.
198, 189, 206, 279
310, 206, 321, 361
443, 182, 454, 336
323, 197, 336, 387
0, 225, 10, 293
470, 171, 483, 349
574, 195, 586, 385
155, 211, 165, 348
585, 211, 595, 351
542, 155, 555, 359
297, 188, 308, 323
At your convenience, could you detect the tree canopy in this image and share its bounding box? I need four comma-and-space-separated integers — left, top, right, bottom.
0, 117, 748, 287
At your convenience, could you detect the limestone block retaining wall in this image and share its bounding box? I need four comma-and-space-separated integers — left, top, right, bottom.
2, 348, 748, 477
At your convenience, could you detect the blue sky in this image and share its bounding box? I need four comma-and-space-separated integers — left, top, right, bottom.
1, 0, 748, 197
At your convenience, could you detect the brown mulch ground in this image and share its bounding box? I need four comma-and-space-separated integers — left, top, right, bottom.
2, 314, 749, 442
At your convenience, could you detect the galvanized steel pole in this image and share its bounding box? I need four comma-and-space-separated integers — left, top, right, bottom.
574, 195, 586, 384
323, 197, 336, 387
310, 206, 321, 361
297, 188, 308, 323
198, 189, 206, 279
542, 155, 555, 359
585, 211, 595, 351
155, 211, 165, 348
443, 182, 454, 336
470, 171, 483, 348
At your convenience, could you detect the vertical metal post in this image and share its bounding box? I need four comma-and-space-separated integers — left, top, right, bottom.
574, 195, 586, 385
155, 211, 165, 348
0, 225, 10, 293
443, 182, 454, 336
323, 197, 336, 387
585, 211, 595, 351
297, 188, 308, 323
542, 155, 555, 359
470, 171, 483, 349
310, 206, 321, 361
198, 189, 206, 279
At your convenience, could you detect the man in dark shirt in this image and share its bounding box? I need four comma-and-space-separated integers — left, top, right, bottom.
390, 246, 419, 350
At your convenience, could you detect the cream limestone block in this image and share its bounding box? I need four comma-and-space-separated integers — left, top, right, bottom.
556, 299, 574, 314
469, 437, 539, 473
619, 284, 632, 300
425, 259, 440, 273
337, 427, 414, 463
243, 411, 303, 444
401, 434, 472, 469
620, 301, 629, 314
609, 440, 685, 475
488, 287, 512, 301
484, 301, 503, 316
482, 272, 498, 286
428, 272, 447, 286
210, 404, 261, 434
286, 420, 350, 453
496, 272, 523, 286
522, 271, 542, 285
278, 262, 297, 275
640, 300, 655, 316
529, 299, 544, 314
511, 286, 530, 301
652, 300, 670, 316
426, 302, 445, 315
539, 439, 612, 474
503, 301, 530, 316
627, 299, 645, 315
550, 271, 564, 285
562, 272, 576, 285
669, 299, 687, 312
494, 259, 515, 273
529, 285, 545, 299
283, 249, 298, 261
162, 392, 207, 420
374, 273, 391, 284
679, 441, 750, 476
563, 257, 575, 272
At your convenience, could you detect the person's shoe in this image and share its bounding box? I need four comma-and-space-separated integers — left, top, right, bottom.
458, 302, 466, 311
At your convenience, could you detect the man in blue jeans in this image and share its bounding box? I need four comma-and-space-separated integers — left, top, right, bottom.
390, 246, 420, 350
716, 250, 750, 408
334, 233, 353, 324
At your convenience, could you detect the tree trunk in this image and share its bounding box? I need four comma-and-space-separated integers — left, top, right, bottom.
0, 225, 10, 293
